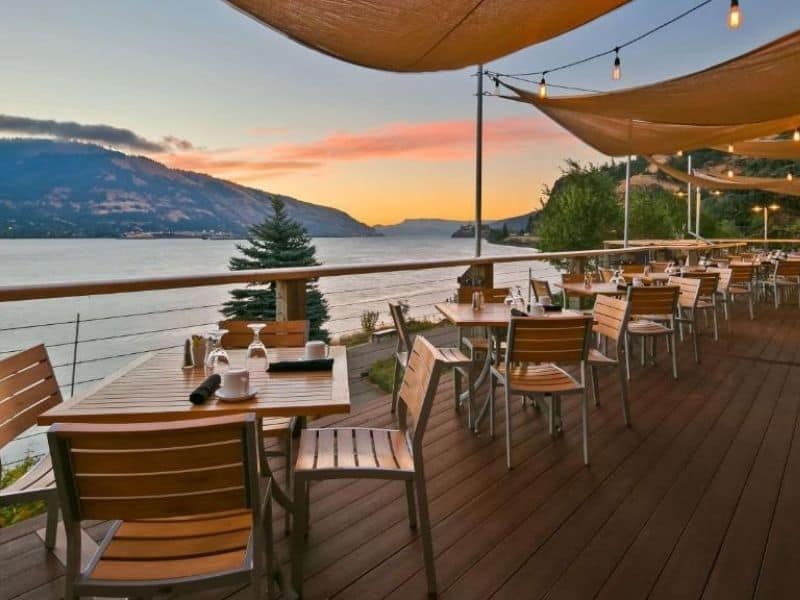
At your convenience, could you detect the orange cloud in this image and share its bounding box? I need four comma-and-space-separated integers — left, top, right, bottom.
156, 116, 568, 181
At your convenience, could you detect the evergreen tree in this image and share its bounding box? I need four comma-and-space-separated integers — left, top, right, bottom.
222, 197, 330, 341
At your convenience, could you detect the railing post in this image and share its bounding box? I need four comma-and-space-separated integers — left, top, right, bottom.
70, 312, 80, 396
458, 263, 494, 289
275, 280, 307, 321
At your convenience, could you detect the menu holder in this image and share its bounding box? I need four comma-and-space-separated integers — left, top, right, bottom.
267, 358, 334, 373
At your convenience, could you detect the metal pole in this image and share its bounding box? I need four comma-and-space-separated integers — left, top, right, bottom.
70, 312, 80, 396
687, 155, 693, 234
475, 64, 484, 258
695, 186, 701, 237
764, 208, 768, 241
623, 155, 631, 248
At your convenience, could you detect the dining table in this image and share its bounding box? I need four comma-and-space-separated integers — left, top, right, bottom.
435, 302, 587, 432
38, 346, 350, 512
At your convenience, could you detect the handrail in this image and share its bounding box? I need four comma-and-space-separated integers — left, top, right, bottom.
0, 242, 744, 303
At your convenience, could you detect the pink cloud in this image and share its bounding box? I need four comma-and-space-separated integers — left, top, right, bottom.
156, 116, 568, 181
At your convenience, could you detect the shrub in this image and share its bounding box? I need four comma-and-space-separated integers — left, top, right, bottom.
360, 310, 380, 333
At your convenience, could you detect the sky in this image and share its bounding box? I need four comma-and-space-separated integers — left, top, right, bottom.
1, 0, 799, 225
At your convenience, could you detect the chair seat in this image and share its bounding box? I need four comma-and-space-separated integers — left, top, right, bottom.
628, 320, 672, 335
436, 347, 471, 366
588, 348, 617, 366
462, 337, 489, 351
87, 509, 252, 582
727, 286, 752, 295
2, 455, 55, 496
262, 416, 293, 438
295, 428, 414, 475
696, 299, 715, 309
494, 364, 581, 393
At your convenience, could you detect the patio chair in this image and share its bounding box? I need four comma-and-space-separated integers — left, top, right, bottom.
490, 315, 593, 467
648, 260, 670, 273
456, 286, 509, 365
388, 302, 475, 426
706, 267, 733, 320
588, 295, 632, 426
599, 267, 615, 282
291, 336, 444, 597
668, 276, 703, 363
682, 272, 721, 340
725, 263, 756, 319
762, 260, 800, 308
625, 285, 680, 380
47, 414, 278, 600
220, 319, 308, 532
0, 344, 62, 550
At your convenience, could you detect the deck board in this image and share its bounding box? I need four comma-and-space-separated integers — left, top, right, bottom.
3, 304, 800, 600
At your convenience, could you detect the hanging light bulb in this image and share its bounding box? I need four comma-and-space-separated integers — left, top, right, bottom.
788, 172, 794, 181
727, 144, 734, 153
612, 48, 621, 81
538, 74, 548, 99
728, 0, 741, 29
676, 150, 684, 157
494, 77, 500, 95
794, 128, 800, 142
727, 169, 734, 178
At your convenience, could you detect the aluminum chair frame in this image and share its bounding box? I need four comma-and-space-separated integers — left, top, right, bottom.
625, 286, 680, 380
588, 295, 633, 426
762, 260, 800, 309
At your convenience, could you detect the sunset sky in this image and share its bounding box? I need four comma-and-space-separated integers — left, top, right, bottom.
2, 0, 799, 225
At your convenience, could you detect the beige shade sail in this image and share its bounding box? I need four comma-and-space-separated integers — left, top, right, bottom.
648, 157, 800, 197
521, 30, 800, 126
712, 139, 800, 159
505, 89, 800, 156
224, 0, 631, 72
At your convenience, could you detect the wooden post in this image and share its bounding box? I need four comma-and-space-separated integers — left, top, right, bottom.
458, 263, 494, 289
275, 280, 306, 321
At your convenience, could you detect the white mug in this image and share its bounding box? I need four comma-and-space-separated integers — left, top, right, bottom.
222, 368, 249, 396
304, 340, 328, 360
633, 277, 644, 287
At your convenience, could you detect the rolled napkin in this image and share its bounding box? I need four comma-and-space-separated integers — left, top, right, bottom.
267, 358, 334, 372
189, 374, 221, 405
510, 308, 529, 317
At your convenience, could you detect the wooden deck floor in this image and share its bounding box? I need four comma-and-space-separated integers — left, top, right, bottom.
4, 303, 800, 599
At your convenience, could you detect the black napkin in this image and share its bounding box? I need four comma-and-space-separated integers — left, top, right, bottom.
189, 374, 221, 405
267, 358, 334, 372
543, 304, 563, 312
616, 284, 631, 291
510, 308, 529, 317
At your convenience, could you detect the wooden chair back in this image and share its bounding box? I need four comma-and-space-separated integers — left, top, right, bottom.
706, 267, 732, 292
506, 316, 592, 366
668, 276, 702, 310
388, 302, 412, 354
561, 273, 584, 284
48, 414, 260, 522
599, 267, 615, 282
627, 285, 679, 320
457, 287, 510, 304
775, 260, 800, 279
729, 263, 755, 286
219, 320, 308, 348
592, 295, 631, 344
396, 336, 442, 447
649, 261, 670, 273
530, 279, 553, 302
0, 344, 62, 449
683, 272, 720, 298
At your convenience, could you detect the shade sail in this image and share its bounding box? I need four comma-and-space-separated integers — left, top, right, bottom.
648, 157, 800, 197
225, 0, 631, 72
712, 139, 800, 159
505, 89, 800, 156
520, 30, 800, 126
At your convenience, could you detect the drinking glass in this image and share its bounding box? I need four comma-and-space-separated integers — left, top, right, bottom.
245, 323, 269, 371
205, 329, 230, 373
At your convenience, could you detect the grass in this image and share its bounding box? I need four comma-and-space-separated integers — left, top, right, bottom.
337, 316, 445, 348
368, 357, 397, 393
0, 455, 47, 527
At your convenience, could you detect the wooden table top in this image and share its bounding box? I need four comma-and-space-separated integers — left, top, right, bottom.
38, 347, 350, 425
557, 282, 624, 297
435, 302, 585, 327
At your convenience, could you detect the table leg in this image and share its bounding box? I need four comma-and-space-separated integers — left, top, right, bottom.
472, 328, 498, 433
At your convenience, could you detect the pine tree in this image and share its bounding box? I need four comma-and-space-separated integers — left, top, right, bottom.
222, 197, 330, 341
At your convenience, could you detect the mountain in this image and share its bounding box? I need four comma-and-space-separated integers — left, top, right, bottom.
374, 218, 470, 236
451, 211, 539, 238
0, 139, 379, 238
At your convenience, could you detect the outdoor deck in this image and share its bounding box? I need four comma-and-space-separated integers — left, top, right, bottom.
3, 303, 800, 600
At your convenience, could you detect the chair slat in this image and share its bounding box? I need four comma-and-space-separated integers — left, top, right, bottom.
355, 428, 377, 469
315, 429, 335, 470
336, 428, 357, 468
219, 319, 308, 349
80, 487, 248, 520
372, 429, 397, 470
0, 344, 49, 381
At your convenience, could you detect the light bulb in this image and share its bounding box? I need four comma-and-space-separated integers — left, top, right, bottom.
612, 49, 621, 81
727, 169, 734, 178
728, 0, 741, 29
788, 173, 794, 181
494, 77, 500, 95
676, 150, 683, 157
538, 75, 547, 99
794, 128, 800, 142
770, 203, 780, 211
727, 144, 734, 152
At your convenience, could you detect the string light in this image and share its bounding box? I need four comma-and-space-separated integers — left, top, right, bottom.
794, 128, 800, 142
612, 48, 621, 81
494, 77, 500, 95
676, 150, 684, 157
538, 74, 548, 99
728, 0, 741, 29
727, 144, 734, 152
788, 173, 794, 181
727, 169, 734, 178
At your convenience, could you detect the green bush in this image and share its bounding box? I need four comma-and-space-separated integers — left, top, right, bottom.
368, 357, 396, 393
1, 455, 47, 527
